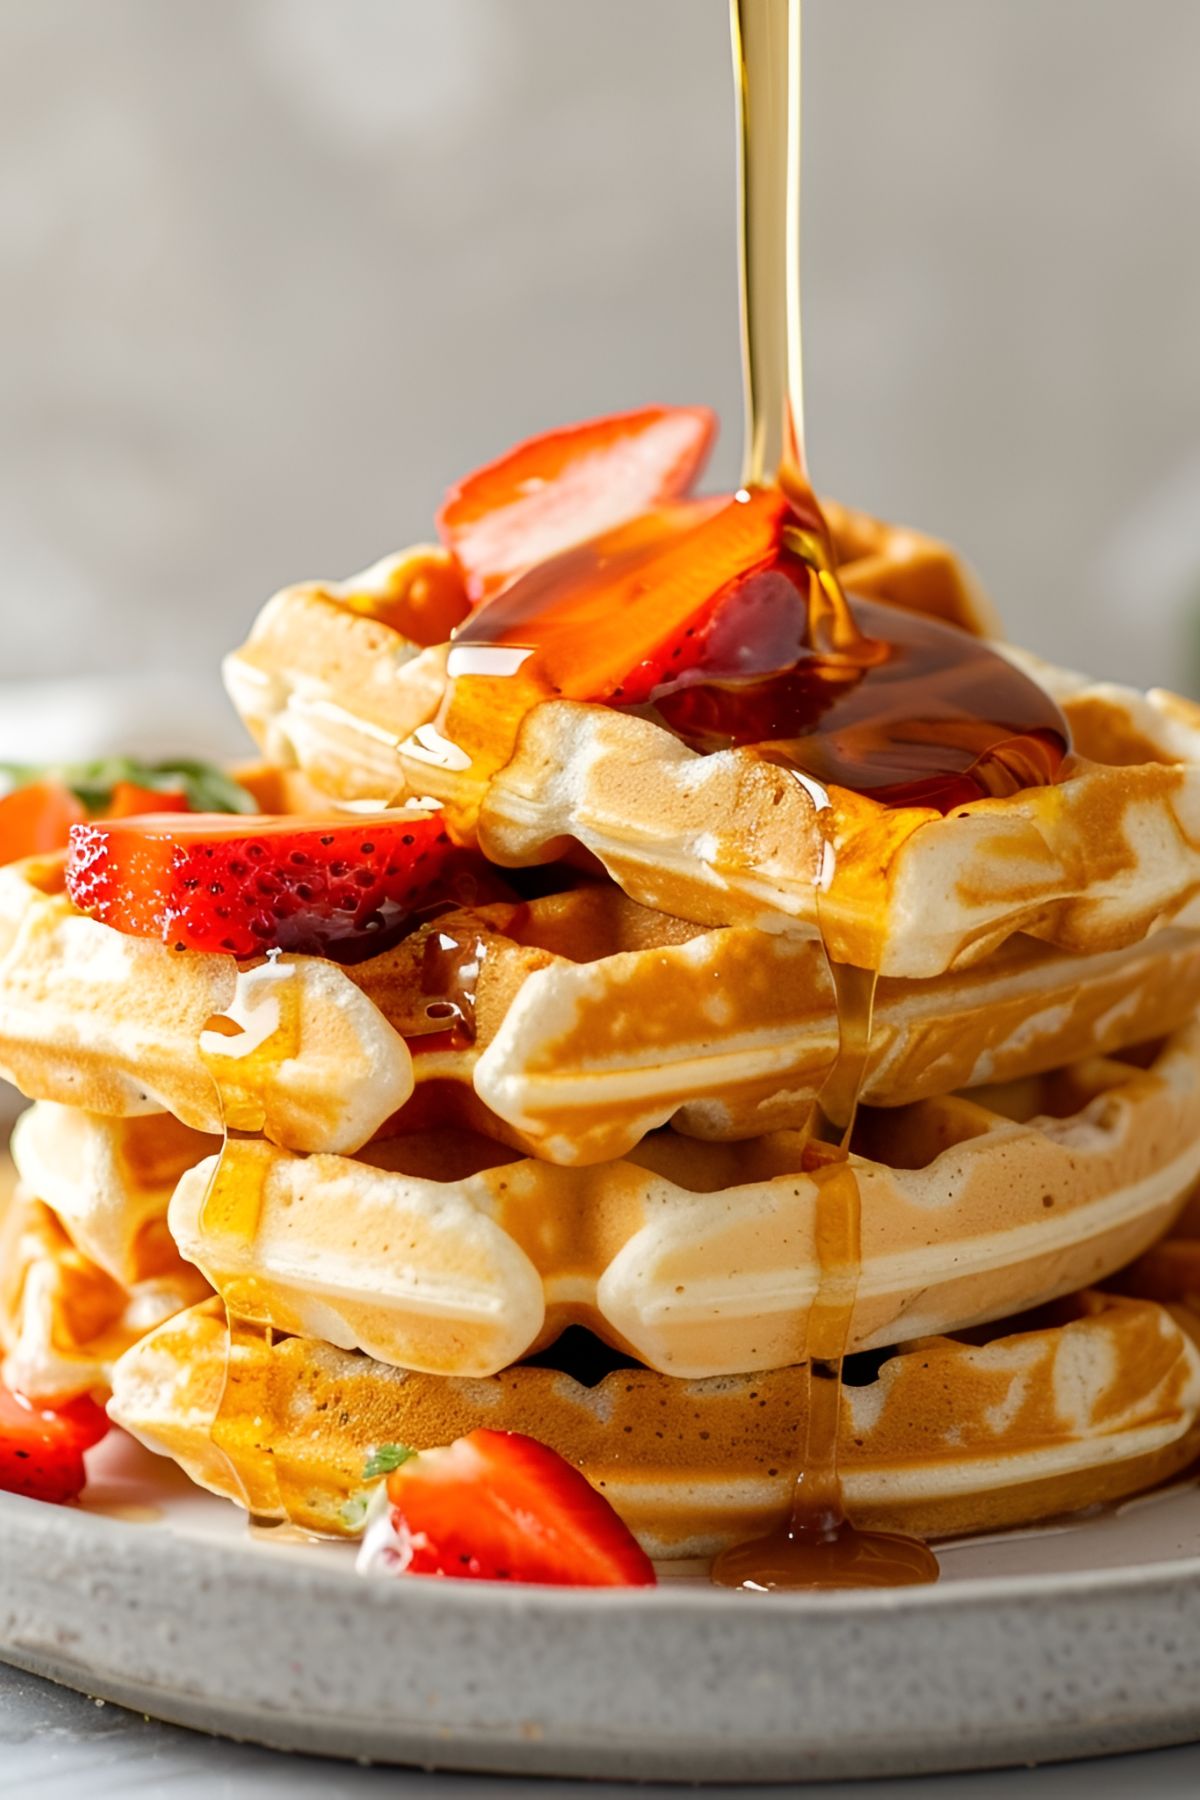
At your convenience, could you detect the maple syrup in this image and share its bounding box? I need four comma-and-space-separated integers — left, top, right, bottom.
417, 923, 490, 1043
434, 0, 1067, 820
443, 492, 1067, 815
712, 967, 937, 1592
710, 0, 942, 1592
190, 1062, 271, 1517
198, 956, 301, 1135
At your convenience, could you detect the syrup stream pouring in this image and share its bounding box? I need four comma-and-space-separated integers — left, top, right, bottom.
711, 0, 939, 1593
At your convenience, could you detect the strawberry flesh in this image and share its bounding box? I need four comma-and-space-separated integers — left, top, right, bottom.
66, 812, 455, 960
438, 405, 717, 604
106, 781, 191, 819
381, 1429, 656, 1587
449, 474, 1068, 812
0, 1385, 108, 1505
442, 488, 790, 761
0, 779, 87, 864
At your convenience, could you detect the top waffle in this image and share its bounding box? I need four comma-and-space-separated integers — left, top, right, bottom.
225, 490, 1200, 978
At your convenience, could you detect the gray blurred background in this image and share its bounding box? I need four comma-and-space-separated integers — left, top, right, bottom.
2, 0, 1199, 703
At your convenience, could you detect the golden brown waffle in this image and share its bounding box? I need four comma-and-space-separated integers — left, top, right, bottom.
224, 504, 994, 810
6, 852, 1200, 1166
0, 857, 414, 1155
461, 660, 1200, 977
224, 547, 470, 801
109, 1291, 1200, 1557
169, 1025, 1200, 1381
0, 1178, 208, 1403
224, 505, 1200, 978
11, 1104, 216, 1284
412, 900, 1200, 1163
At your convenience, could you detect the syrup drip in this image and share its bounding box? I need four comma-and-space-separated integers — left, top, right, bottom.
415, 924, 490, 1046
194, 1081, 274, 1521
433, 0, 1067, 818
729, 0, 858, 661
198, 956, 301, 1135
711, 965, 938, 1591
710, 0, 940, 1591
197, 967, 328, 1532
442, 492, 1068, 816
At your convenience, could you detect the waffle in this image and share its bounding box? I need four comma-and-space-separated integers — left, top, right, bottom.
108, 1290, 1200, 1557
435, 902, 1200, 1163
0, 1178, 208, 1404
10, 1104, 216, 1285
0, 856, 414, 1155
224, 502, 991, 811
225, 505, 1200, 979
1117, 1185, 1200, 1318
14, 474, 1200, 1563
224, 547, 470, 803
168, 1025, 1200, 1381
6, 848, 1200, 1168
459, 656, 1200, 978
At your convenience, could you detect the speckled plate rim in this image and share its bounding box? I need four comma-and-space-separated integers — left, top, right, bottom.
2, 1477, 1200, 1785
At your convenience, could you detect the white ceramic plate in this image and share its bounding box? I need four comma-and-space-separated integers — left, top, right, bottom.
0, 1432, 1198, 1782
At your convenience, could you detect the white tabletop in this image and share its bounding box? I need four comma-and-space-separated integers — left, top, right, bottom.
2, 1663, 1198, 1799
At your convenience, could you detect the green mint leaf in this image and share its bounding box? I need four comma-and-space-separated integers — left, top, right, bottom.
0, 758, 256, 817
151, 760, 258, 815
362, 1443, 416, 1481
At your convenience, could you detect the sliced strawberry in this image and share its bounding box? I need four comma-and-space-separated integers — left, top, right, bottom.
438, 487, 792, 783
106, 781, 191, 819
65, 811, 454, 959
0, 1385, 108, 1504
0, 778, 86, 864
438, 405, 717, 604
47, 1393, 111, 1450
377, 1429, 656, 1587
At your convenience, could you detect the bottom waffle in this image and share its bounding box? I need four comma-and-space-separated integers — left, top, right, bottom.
108, 1292, 1200, 1560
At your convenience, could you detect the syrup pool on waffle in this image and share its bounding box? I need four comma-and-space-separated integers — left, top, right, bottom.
442, 483, 1069, 815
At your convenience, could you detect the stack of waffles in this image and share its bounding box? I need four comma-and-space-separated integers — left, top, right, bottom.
4, 432, 1200, 1560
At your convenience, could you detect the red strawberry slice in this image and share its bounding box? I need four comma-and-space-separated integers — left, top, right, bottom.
0, 1385, 108, 1505
376, 1430, 656, 1587
608, 534, 816, 709
106, 780, 191, 819
0, 779, 87, 865
66, 811, 454, 960
51, 1393, 111, 1449
438, 405, 717, 604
